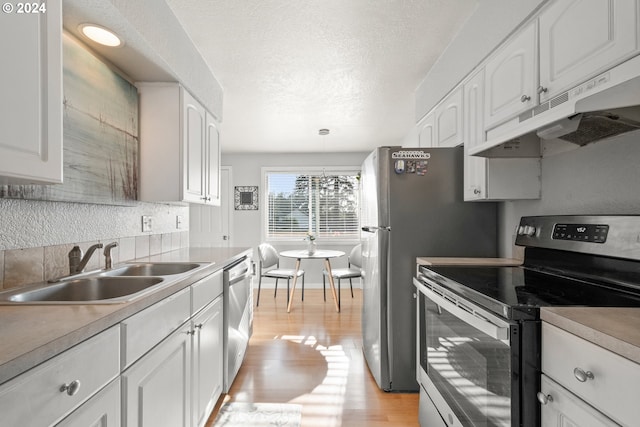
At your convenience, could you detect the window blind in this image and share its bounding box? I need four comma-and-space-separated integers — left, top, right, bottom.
266, 171, 359, 240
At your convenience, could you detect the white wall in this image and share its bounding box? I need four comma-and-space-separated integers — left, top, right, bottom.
222, 151, 369, 287
498, 132, 640, 255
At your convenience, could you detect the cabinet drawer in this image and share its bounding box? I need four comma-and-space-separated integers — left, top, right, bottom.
121, 287, 191, 368
542, 322, 640, 426
192, 269, 223, 315
56, 378, 120, 427
540, 375, 619, 427
0, 325, 120, 427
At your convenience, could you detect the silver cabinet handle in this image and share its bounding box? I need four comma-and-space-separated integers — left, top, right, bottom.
186, 330, 196, 336
473, 188, 481, 195
520, 94, 531, 102
573, 367, 594, 382
195, 323, 204, 329
537, 85, 548, 94
537, 392, 553, 405
60, 380, 81, 396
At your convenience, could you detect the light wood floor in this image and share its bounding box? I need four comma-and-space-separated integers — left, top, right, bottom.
206, 288, 419, 427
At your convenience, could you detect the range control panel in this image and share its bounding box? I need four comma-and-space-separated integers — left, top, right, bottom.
552, 223, 609, 243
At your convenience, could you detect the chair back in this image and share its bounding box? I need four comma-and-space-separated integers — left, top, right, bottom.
349, 244, 362, 268
258, 243, 280, 270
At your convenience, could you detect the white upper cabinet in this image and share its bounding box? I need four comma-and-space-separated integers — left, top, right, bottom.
464, 69, 487, 200
418, 113, 435, 147
183, 90, 207, 203
417, 86, 463, 148
538, 0, 640, 102
138, 83, 221, 205
434, 87, 464, 147
0, 1, 62, 184
464, 68, 541, 201
205, 113, 221, 205
484, 22, 537, 129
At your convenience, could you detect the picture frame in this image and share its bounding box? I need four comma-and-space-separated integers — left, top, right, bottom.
234, 186, 258, 210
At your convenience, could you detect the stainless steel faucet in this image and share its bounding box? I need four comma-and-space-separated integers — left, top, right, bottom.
103, 242, 118, 270
68, 243, 103, 274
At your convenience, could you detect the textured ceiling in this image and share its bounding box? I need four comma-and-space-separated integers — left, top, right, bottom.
164, 0, 477, 153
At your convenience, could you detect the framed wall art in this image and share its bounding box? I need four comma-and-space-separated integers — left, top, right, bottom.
234, 186, 258, 210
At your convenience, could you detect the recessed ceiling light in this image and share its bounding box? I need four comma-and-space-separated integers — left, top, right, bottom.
79, 24, 122, 47
319, 129, 330, 136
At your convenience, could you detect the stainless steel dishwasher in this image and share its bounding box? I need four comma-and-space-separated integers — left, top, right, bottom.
223, 256, 253, 392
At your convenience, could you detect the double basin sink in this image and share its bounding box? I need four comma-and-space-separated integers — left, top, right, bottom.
0, 263, 204, 304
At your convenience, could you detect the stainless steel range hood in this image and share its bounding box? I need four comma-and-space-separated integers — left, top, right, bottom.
469, 54, 640, 158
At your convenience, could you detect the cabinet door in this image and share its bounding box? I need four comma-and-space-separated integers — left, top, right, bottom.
0, 1, 62, 184
122, 323, 192, 427
57, 379, 120, 427
204, 113, 221, 205
484, 22, 537, 129
435, 87, 464, 147
182, 89, 206, 203
192, 296, 224, 427
463, 69, 487, 201
540, 375, 619, 427
418, 113, 435, 147
0, 326, 119, 427
539, 0, 639, 102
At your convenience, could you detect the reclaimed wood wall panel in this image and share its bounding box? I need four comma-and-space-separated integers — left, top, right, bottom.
0, 33, 139, 205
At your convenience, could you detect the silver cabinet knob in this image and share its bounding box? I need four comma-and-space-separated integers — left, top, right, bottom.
537, 85, 548, 94
537, 392, 553, 405
186, 330, 196, 336
520, 94, 531, 102
573, 367, 595, 382
60, 380, 81, 396
473, 188, 481, 195
195, 323, 204, 329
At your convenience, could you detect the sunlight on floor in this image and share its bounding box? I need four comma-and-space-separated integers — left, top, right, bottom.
277, 334, 349, 427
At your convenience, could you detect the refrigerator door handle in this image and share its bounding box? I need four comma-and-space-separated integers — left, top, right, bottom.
361, 226, 391, 233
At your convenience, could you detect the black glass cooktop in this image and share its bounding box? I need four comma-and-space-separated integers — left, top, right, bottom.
420, 265, 640, 320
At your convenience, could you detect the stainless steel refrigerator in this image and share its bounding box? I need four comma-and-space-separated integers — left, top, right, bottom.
360, 146, 497, 391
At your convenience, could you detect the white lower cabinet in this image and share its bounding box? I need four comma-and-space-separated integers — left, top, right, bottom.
122, 322, 192, 427
0, 326, 120, 427
541, 322, 640, 427
539, 375, 619, 427
121, 268, 225, 427
57, 379, 121, 427
192, 296, 224, 427
0, 267, 228, 427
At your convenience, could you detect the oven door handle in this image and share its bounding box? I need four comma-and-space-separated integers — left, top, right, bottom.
415, 279, 510, 342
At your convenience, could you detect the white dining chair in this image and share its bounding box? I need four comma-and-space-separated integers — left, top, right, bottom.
256, 243, 305, 307
322, 244, 362, 310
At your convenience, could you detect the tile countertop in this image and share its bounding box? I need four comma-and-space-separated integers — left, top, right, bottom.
0, 246, 251, 385
541, 307, 640, 365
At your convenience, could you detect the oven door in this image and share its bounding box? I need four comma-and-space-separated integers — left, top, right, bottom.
414, 277, 519, 427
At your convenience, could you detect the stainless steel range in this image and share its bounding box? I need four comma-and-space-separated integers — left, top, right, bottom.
414, 215, 640, 427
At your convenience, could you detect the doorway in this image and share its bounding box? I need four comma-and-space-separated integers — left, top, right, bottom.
189, 166, 233, 247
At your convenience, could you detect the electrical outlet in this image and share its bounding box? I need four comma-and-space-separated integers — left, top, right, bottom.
176, 215, 183, 229
141, 215, 152, 232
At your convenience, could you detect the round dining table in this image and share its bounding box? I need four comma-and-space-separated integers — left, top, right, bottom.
279, 249, 345, 313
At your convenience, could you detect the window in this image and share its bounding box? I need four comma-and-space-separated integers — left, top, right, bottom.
264, 167, 360, 241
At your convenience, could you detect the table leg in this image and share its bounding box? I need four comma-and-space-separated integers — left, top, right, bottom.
286, 258, 302, 313
324, 258, 340, 312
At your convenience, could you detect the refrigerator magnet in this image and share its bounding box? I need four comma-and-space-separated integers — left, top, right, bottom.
416, 160, 427, 176
394, 160, 405, 174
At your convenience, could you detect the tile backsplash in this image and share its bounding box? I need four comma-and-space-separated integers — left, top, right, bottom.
0, 231, 188, 290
